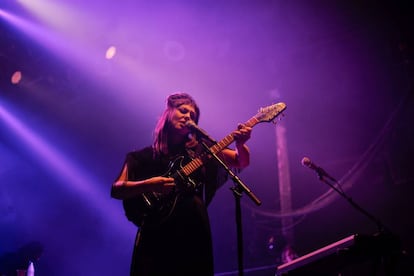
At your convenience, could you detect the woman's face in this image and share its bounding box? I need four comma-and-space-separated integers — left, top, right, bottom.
169, 104, 197, 135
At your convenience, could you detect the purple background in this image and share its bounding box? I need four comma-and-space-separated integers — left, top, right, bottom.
1, 0, 413, 275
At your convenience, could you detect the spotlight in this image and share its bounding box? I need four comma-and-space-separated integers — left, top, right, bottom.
11, 70, 22, 85
105, 46, 116, 60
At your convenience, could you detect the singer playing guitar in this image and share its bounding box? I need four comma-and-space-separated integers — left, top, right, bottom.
111, 92, 286, 276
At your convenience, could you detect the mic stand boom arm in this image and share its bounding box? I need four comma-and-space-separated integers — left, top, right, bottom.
315, 170, 403, 274
317, 172, 387, 233
199, 140, 261, 206
200, 141, 261, 276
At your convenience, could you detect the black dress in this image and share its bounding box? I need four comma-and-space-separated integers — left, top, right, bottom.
121, 145, 227, 276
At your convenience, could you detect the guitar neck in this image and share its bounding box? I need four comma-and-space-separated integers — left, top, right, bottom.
180, 116, 260, 177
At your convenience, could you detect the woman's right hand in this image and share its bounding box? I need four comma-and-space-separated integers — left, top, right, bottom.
146, 176, 175, 193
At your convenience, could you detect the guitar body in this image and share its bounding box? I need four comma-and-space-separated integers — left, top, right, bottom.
124, 156, 198, 226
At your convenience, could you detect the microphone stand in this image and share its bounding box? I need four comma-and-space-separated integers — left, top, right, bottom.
199, 140, 261, 276
314, 170, 402, 274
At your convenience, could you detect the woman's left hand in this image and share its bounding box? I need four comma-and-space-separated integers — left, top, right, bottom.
233, 123, 252, 145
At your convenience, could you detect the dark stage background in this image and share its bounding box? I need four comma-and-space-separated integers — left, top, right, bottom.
1, 0, 413, 275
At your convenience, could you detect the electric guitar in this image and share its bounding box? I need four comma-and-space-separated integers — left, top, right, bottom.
133, 102, 287, 225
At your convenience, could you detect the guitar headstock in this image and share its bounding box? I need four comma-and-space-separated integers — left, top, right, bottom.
255, 102, 287, 123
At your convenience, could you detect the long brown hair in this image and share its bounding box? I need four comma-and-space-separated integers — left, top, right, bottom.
153, 93, 200, 156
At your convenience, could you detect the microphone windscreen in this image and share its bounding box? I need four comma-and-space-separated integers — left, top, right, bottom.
301, 157, 311, 167
185, 121, 196, 127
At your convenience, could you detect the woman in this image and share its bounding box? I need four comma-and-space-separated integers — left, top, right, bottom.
111, 92, 252, 275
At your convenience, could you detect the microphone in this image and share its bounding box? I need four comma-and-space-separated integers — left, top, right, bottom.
301, 157, 337, 182
185, 121, 216, 143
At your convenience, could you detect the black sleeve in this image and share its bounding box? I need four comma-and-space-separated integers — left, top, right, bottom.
121, 148, 154, 227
